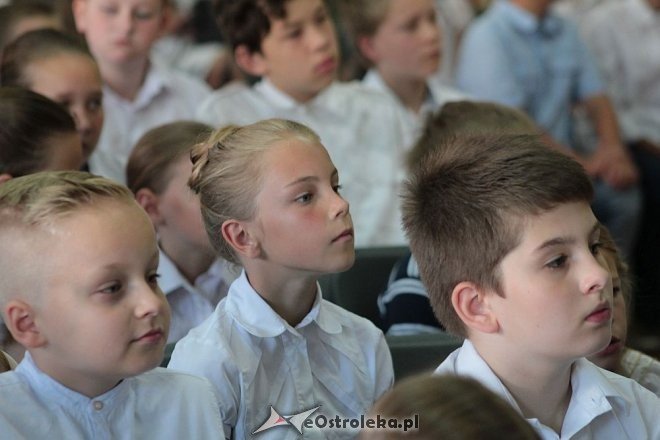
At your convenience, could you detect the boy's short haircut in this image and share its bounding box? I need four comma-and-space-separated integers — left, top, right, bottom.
0, 170, 133, 228
408, 101, 539, 170
401, 134, 594, 337
214, 0, 290, 53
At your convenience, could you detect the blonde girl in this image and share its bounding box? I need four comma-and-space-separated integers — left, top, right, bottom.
169, 118, 394, 439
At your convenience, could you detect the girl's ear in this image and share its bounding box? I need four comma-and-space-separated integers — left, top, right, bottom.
357, 35, 379, 65
234, 45, 268, 77
4, 300, 46, 349
221, 219, 261, 259
451, 281, 500, 334
135, 188, 164, 227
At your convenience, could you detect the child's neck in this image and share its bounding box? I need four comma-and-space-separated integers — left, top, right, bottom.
98, 57, 150, 102
475, 340, 573, 435
245, 263, 318, 327
159, 236, 215, 285
377, 69, 428, 114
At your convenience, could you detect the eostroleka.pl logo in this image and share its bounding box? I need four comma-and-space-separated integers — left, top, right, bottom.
252, 406, 322, 435
253, 406, 419, 436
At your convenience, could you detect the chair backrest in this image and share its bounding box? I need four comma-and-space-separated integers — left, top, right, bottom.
320, 246, 409, 328
386, 333, 463, 381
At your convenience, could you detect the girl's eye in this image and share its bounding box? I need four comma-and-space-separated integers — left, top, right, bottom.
147, 272, 161, 286
99, 282, 122, 294
589, 241, 603, 256
286, 28, 303, 40
134, 9, 156, 20
87, 97, 103, 112
295, 193, 313, 204
613, 285, 621, 297
333, 184, 342, 194
546, 255, 567, 269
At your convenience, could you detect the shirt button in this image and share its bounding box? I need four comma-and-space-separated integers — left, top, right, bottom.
93, 401, 104, 411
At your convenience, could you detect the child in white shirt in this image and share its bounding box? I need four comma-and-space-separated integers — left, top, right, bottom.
402, 134, 659, 438
72, 0, 211, 183
127, 121, 237, 343
0, 171, 223, 438
168, 119, 394, 439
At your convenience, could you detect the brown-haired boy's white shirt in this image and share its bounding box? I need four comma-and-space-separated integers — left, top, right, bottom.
437, 340, 660, 439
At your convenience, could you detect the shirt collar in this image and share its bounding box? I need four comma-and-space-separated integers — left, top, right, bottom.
498, 0, 562, 36
16, 352, 129, 410
103, 62, 168, 109
254, 78, 341, 116
363, 69, 436, 110
158, 247, 234, 296
225, 271, 341, 337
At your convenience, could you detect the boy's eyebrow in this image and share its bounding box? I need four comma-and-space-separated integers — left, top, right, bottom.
285, 169, 338, 187
282, 4, 325, 28
534, 222, 600, 252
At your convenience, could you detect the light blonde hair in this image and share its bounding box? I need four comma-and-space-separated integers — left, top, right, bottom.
365, 374, 540, 440
0, 170, 134, 227
188, 118, 321, 264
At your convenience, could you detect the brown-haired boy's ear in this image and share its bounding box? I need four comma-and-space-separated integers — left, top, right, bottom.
0, 174, 12, 185
451, 281, 500, 334
4, 300, 46, 349
221, 219, 261, 259
135, 188, 164, 227
234, 45, 268, 77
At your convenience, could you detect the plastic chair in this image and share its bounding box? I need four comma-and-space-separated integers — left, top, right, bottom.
320, 246, 409, 328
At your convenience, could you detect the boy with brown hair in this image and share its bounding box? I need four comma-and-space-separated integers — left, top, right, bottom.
196, 0, 409, 248
401, 134, 660, 438
0, 171, 223, 438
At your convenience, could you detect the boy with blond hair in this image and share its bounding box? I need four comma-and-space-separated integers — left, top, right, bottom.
402, 135, 660, 438
196, 0, 409, 248
0, 171, 223, 438
72, 0, 211, 183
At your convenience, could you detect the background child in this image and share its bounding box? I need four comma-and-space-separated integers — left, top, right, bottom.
72, 0, 210, 183
402, 134, 659, 437
1, 28, 104, 163
0, 86, 83, 181
126, 121, 237, 343
379, 101, 537, 336
168, 119, 394, 439
340, 0, 467, 146
361, 374, 540, 440
588, 225, 660, 397
197, 0, 410, 248
0, 170, 223, 438
0, 1, 61, 52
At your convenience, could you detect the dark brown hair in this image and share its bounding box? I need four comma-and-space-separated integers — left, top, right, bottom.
402, 134, 593, 337
214, 0, 291, 52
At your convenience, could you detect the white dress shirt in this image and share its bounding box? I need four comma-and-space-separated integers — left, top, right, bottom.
89, 62, 211, 183
621, 348, 660, 397
168, 271, 394, 440
581, 0, 660, 144
436, 340, 660, 439
361, 69, 469, 148
0, 352, 224, 439
157, 249, 237, 343
195, 79, 410, 248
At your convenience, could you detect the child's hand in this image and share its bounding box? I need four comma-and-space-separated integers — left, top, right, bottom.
590, 143, 639, 189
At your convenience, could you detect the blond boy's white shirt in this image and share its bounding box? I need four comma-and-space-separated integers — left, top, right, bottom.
195, 79, 409, 248
0, 352, 224, 438
361, 68, 469, 148
581, 0, 660, 145
157, 249, 237, 343
168, 270, 395, 440
89, 62, 211, 183
436, 339, 660, 439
